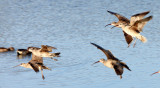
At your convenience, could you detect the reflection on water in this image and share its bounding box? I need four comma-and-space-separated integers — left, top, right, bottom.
0, 0, 160, 88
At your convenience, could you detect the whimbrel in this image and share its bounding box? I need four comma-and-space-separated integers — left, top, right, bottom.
91, 43, 131, 79
14, 54, 51, 80
17, 44, 56, 57
118, 16, 152, 45
28, 45, 60, 61
106, 11, 152, 47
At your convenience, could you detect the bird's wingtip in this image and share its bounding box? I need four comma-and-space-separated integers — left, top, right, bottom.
90, 42, 95, 45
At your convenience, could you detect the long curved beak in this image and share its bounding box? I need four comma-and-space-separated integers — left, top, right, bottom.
105, 24, 111, 27
13, 64, 20, 68
111, 26, 116, 29
92, 61, 100, 65
151, 71, 159, 76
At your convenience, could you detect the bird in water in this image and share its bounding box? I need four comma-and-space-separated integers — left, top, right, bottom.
106, 10, 152, 47
14, 54, 51, 80
91, 43, 131, 79
0, 47, 15, 52
17, 49, 31, 55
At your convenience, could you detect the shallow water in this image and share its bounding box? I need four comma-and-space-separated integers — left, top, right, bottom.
0, 0, 160, 88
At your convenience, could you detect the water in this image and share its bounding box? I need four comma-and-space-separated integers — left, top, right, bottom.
0, 0, 160, 88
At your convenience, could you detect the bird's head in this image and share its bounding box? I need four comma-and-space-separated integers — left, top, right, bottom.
92, 58, 105, 65
13, 63, 26, 68
99, 58, 105, 63
9, 47, 15, 51
27, 47, 35, 52
105, 22, 119, 29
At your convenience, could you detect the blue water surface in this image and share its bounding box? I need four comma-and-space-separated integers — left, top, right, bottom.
0, 0, 160, 88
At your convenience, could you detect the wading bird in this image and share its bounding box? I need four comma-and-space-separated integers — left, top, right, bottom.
28, 45, 60, 61
28, 45, 57, 52
14, 54, 51, 80
106, 11, 152, 47
91, 43, 131, 79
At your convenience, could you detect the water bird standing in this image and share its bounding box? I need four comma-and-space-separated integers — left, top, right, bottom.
106, 10, 152, 47
91, 43, 131, 79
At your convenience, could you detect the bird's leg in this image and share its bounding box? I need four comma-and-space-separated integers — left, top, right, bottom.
127, 43, 131, 48
120, 75, 122, 79
41, 69, 45, 80
51, 57, 58, 61
133, 38, 137, 48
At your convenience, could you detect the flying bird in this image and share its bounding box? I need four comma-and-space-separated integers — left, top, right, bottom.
106, 10, 152, 47
28, 45, 60, 61
91, 43, 131, 79
14, 54, 51, 80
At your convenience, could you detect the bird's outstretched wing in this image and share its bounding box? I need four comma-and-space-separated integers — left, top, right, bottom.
132, 16, 152, 32
29, 53, 44, 72
29, 61, 39, 72
31, 54, 43, 63
107, 10, 130, 23
91, 43, 120, 61
123, 31, 133, 46
113, 64, 123, 77
130, 11, 150, 26
40, 45, 57, 52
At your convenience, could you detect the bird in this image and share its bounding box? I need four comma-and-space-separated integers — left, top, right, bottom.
118, 16, 152, 45
151, 70, 160, 76
28, 45, 57, 52
14, 54, 51, 80
16, 45, 55, 58
17, 49, 31, 55
106, 10, 152, 47
28, 45, 60, 61
0, 47, 15, 52
91, 43, 131, 79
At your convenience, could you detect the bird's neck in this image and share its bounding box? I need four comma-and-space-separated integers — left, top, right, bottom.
121, 24, 128, 28
21, 63, 32, 69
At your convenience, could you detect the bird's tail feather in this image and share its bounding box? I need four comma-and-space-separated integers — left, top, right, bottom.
120, 62, 131, 71
42, 66, 51, 70
137, 35, 147, 43
50, 52, 60, 57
